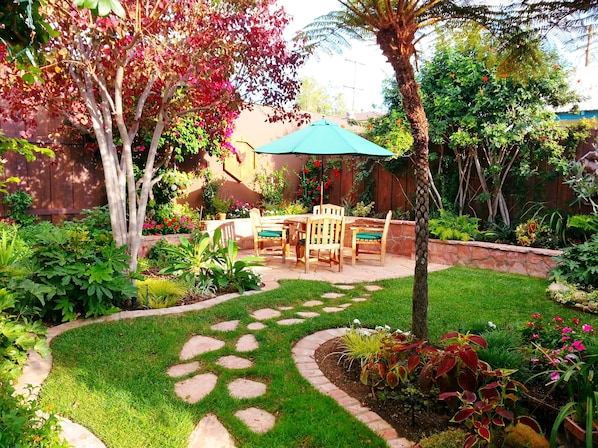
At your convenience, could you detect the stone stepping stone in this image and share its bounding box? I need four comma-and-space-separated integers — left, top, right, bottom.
321, 292, 344, 299
277, 318, 305, 326
228, 379, 267, 399
180, 336, 225, 360
322, 307, 344, 313
352, 297, 368, 302
211, 320, 240, 332
236, 334, 259, 352
234, 407, 275, 434
251, 308, 281, 320
277, 306, 294, 311
334, 285, 355, 290
296, 311, 320, 318
189, 413, 236, 448
167, 362, 199, 378
175, 373, 217, 404
303, 300, 323, 307
216, 355, 254, 369
338, 303, 352, 309
247, 322, 267, 331
365, 285, 383, 291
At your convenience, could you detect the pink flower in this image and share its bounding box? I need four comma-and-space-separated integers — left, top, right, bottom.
571, 340, 586, 352
532, 334, 540, 339
561, 327, 573, 334
571, 318, 580, 325
553, 316, 564, 323
550, 372, 561, 381
582, 324, 594, 334
561, 335, 571, 342
531, 313, 542, 319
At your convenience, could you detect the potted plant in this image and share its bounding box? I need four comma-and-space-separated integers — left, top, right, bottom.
213, 197, 232, 220
549, 353, 598, 448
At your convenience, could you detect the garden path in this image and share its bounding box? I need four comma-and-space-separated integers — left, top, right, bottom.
18, 253, 448, 447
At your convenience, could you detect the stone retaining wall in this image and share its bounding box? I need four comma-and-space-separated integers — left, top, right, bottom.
140, 216, 561, 279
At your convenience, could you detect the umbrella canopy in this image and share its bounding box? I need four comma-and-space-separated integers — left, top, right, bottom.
254, 118, 394, 209
254, 118, 394, 157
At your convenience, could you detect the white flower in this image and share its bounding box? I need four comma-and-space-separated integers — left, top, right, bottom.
488, 321, 497, 329
353, 318, 361, 325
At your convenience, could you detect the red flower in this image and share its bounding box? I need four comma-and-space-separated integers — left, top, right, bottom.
333, 167, 340, 178
303, 168, 310, 174
314, 160, 321, 168
482, 76, 489, 82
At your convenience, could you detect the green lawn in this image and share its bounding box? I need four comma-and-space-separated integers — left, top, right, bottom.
39, 267, 598, 448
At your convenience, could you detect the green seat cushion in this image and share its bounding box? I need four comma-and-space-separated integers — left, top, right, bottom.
356, 232, 382, 241
258, 230, 282, 238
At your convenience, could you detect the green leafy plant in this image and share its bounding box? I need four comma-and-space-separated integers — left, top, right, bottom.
567, 214, 598, 241
254, 164, 289, 206
136, 278, 187, 309
0, 380, 69, 448
159, 233, 220, 286
351, 201, 375, 217
208, 238, 263, 293
429, 210, 479, 241
10, 224, 137, 322
2, 189, 36, 226
545, 353, 598, 447
416, 428, 467, 448
551, 235, 598, 290
296, 157, 341, 209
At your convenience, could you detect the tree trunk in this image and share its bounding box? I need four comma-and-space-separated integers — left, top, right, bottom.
377, 32, 430, 340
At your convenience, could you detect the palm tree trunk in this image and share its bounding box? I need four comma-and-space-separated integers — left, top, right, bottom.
377, 34, 430, 340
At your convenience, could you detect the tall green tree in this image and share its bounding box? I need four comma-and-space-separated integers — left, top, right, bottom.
419, 30, 580, 225
296, 76, 348, 115
300, 1, 499, 339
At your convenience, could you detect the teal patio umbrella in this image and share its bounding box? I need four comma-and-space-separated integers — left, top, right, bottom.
254, 118, 393, 207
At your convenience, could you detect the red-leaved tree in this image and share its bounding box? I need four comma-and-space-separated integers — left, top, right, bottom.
0, 0, 304, 270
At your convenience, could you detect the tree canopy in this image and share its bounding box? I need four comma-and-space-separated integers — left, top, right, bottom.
0, 0, 304, 271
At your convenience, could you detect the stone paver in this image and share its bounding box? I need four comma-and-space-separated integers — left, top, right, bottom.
339, 303, 352, 309
211, 320, 240, 332
175, 373, 218, 404
167, 362, 200, 378
352, 297, 368, 302
278, 306, 294, 310
365, 285, 384, 292
251, 308, 281, 320
59, 418, 105, 448
296, 311, 320, 318
189, 414, 236, 448
216, 355, 254, 369
334, 284, 355, 290
322, 306, 345, 313
303, 300, 324, 307
234, 407, 276, 434
321, 292, 345, 299
247, 322, 267, 330
236, 334, 259, 352
228, 379, 267, 399
180, 336, 225, 360
276, 318, 305, 326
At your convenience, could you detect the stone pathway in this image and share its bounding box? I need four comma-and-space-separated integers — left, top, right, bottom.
17, 254, 444, 447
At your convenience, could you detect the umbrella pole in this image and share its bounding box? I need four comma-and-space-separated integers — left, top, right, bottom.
319, 158, 324, 212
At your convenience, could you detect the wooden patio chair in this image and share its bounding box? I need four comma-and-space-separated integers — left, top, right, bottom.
296, 214, 345, 273
249, 208, 289, 263
350, 210, 392, 266
312, 203, 345, 216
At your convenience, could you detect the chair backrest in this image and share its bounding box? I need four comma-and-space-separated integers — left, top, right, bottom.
382, 210, 392, 238
249, 208, 262, 230
313, 204, 345, 216
304, 215, 345, 250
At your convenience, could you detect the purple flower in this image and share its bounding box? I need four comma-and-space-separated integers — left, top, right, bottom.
550, 371, 561, 381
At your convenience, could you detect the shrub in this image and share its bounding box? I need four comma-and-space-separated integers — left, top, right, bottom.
1, 190, 36, 226
416, 428, 467, 448
515, 219, 557, 249
429, 210, 479, 241
9, 224, 137, 322
136, 278, 187, 309
254, 164, 289, 206
550, 234, 598, 290
0, 380, 69, 448
350, 201, 375, 217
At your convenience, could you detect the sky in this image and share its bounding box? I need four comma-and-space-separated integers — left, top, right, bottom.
277, 0, 598, 112
277, 0, 391, 113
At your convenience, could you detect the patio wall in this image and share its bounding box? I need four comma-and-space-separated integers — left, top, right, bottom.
140, 216, 561, 279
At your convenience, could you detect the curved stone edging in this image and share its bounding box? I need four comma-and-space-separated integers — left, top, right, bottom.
292, 329, 415, 448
